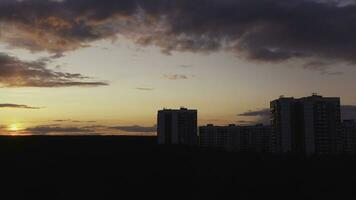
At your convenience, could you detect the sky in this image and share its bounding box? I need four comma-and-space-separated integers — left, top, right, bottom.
1, 0, 356, 135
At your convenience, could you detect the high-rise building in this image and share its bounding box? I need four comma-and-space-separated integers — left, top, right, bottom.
157, 107, 197, 145
270, 97, 296, 153
271, 94, 341, 155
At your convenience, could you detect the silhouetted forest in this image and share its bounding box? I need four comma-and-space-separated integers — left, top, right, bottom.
0, 136, 356, 199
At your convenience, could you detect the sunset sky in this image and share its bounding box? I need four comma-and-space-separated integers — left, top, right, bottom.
1, 0, 356, 135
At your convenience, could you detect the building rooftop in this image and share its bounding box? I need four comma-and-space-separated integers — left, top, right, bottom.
160, 107, 197, 112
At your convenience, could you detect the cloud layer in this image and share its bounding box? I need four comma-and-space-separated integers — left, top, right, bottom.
163, 74, 189, 80
26, 126, 92, 134
341, 105, 356, 120
0, 53, 108, 87
0, 0, 355, 66
109, 125, 157, 133
238, 109, 270, 117
136, 87, 154, 91
18, 123, 157, 135
0, 103, 41, 109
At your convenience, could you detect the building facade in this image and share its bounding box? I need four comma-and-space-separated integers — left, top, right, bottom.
270, 97, 296, 153
339, 120, 356, 154
233, 124, 273, 153
157, 107, 198, 145
199, 124, 273, 153
199, 124, 234, 149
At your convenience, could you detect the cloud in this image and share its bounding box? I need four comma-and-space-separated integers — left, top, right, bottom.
1, 0, 356, 67
238, 109, 270, 117
238, 108, 270, 125
303, 61, 344, 75
26, 125, 93, 134
53, 119, 97, 123
109, 125, 157, 133
341, 105, 356, 120
21, 123, 158, 135
0, 103, 41, 109
163, 74, 189, 80
236, 120, 257, 125
82, 125, 106, 129
71, 120, 97, 123
53, 119, 70, 122
0, 53, 108, 88
136, 87, 154, 91
6, 122, 158, 135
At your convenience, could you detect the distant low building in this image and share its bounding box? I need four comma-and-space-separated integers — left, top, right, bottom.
157, 107, 198, 145
232, 124, 273, 153
199, 124, 273, 153
199, 124, 234, 149
339, 120, 356, 154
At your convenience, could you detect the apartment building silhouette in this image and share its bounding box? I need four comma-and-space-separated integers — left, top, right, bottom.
158, 95, 356, 156
271, 94, 341, 155
157, 107, 198, 145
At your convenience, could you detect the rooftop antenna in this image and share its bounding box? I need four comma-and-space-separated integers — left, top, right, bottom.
312, 92, 318, 96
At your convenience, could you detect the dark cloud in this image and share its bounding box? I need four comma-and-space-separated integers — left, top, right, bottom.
26, 125, 93, 134
16, 123, 158, 135
71, 120, 97, 123
341, 105, 356, 120
238, 108, 270, 125
1, 0, 356, 66
164, 74, 189, 80
236, 120, 257, 124
53, 119, 97, 123
238, 109, 270, 117
109, 125, 157, 133
0, 53, 108, 87
0, 103, 41, 109
136, 87, 154, 91
303, 61, 344, 75
53, 119, 70, 122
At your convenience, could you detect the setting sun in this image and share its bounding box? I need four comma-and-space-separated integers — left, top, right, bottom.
8, 124, 21, 132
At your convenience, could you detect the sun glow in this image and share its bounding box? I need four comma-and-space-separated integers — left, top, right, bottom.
8, 124, 21, 132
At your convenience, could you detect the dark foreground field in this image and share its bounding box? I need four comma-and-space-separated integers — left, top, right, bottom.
0, 136, 356, 199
